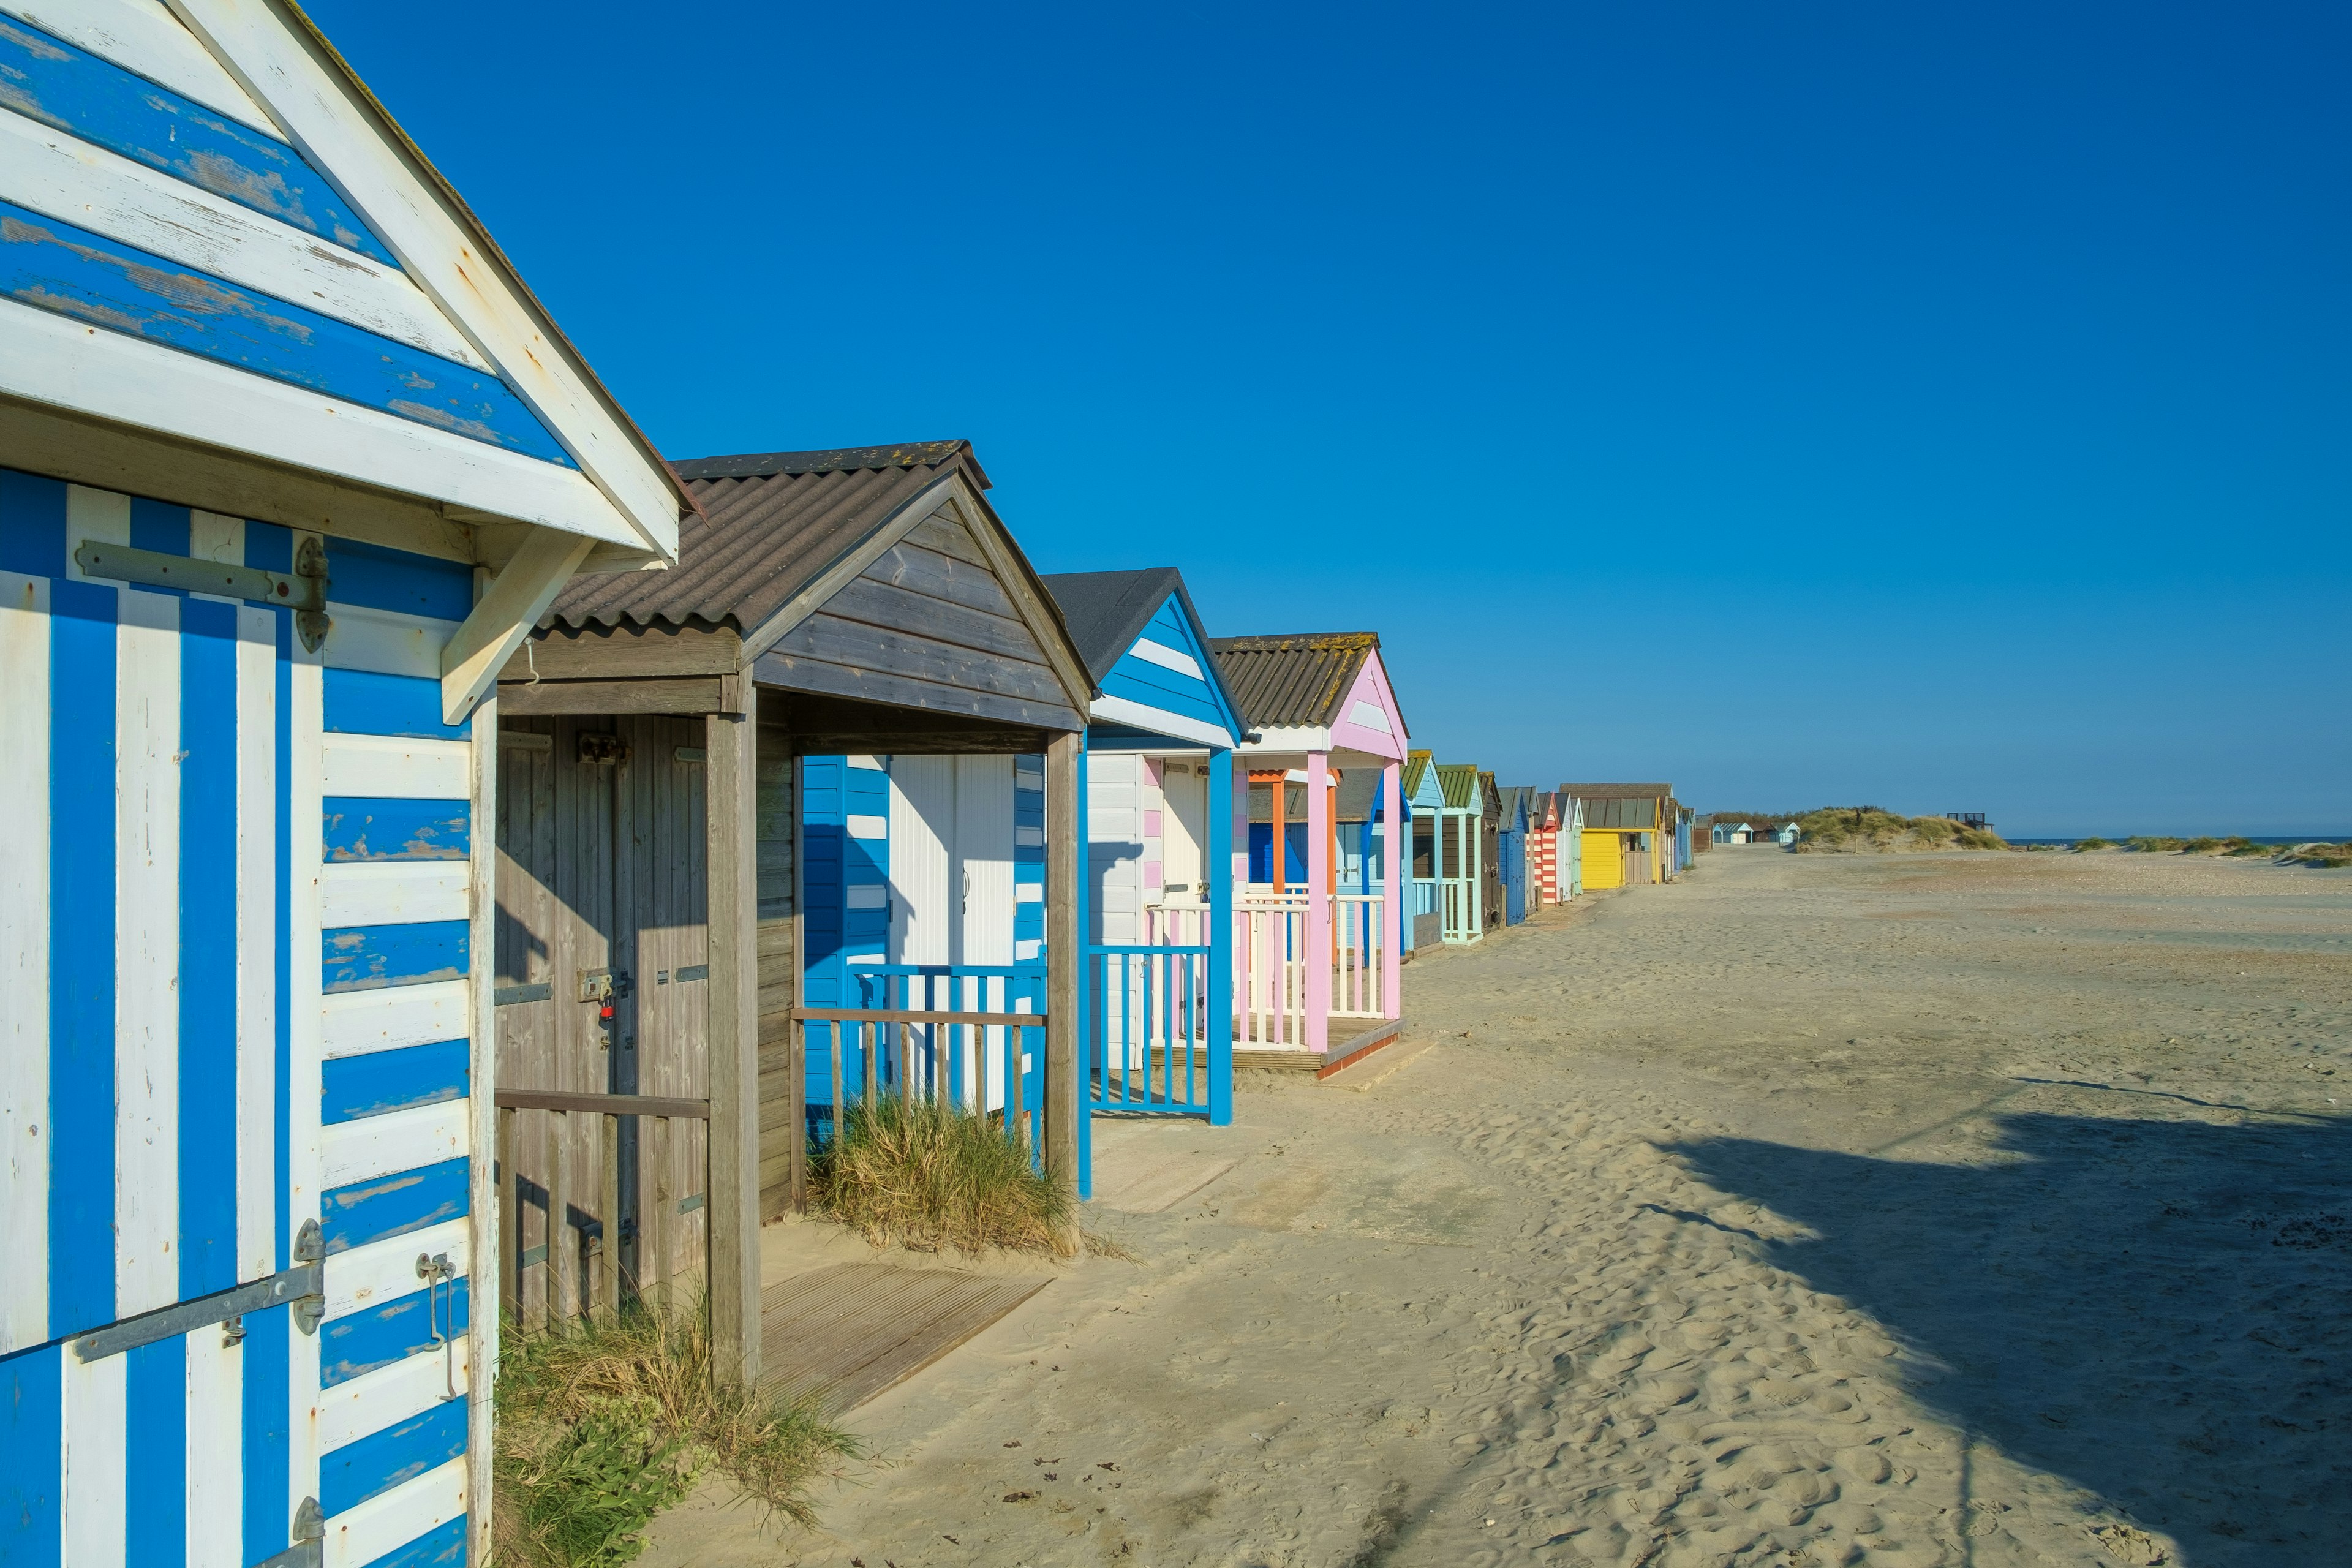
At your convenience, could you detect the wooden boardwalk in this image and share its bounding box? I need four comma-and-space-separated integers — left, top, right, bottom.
758, 1263, 1051, 1414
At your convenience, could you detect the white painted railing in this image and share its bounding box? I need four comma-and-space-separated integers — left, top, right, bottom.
1234, 893, 1306, 1046
1332, 893, 1385, 1017
1442, 878, 1474, 941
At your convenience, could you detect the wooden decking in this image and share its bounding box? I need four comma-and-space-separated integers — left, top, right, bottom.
758, 1262, 1051, 1414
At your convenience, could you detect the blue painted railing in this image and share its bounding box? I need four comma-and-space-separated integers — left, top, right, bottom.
1087, 944, 1224, 1120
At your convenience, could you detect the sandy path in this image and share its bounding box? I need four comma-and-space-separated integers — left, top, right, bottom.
641, 849, 2352, 1567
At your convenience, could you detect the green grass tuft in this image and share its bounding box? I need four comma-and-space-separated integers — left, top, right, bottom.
811, 1094, 1076, 1259
492, 1299, 858, 1567
1790, 807, 2008, 854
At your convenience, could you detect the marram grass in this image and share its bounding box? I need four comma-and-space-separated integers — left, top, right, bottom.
492, 1298, 857, 1567
811, 1093, 1076, 1259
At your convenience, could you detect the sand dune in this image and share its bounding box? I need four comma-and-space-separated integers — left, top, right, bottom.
642, 848, 2351, 1567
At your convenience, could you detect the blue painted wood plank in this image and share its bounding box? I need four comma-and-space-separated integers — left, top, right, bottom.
129, 494, 190, 564
0, 15, 396, 262
322, 1156, 469, 1255
320, 1397, 466, 1516
324, 668, 471, 741
0, 202, 573, 465
48, 578, 116, 1338
357, 1513, 467, 1568
320, 1279, 470, 1389
322, 1039, 469, 1126
241, 1303, 292, 1568
0, 466, 67, 578
323, 797, 470, 862
326, 540, 474, 622
126, 1335, 186, 1568
323, 919, 469, 994
179, 594, 241, 1298
0, 1343, 61, 1563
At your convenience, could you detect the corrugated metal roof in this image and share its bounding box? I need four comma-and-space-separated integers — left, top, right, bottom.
1436, 763, 1479, 811
1403, 749, 1433, 798
545, 440, 986, 631
1580, 796, 1659, 830
1558, 782, 1673, 799
1206, 632, 1381, 729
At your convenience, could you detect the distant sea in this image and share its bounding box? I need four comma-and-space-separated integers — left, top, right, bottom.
2005, 835, 2347, 846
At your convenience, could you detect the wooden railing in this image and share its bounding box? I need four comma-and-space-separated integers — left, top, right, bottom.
495, 1090, 709, 1328
1234, 894, 1307, 1046
797, 965, 1049, 1155
1090, 943, 1214, 1113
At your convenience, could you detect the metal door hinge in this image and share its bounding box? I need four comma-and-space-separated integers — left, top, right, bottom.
75, 1222, 325, 1361
74, 537, 333, 652
256, 1496, 325, 1568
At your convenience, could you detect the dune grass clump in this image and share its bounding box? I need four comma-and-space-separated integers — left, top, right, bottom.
494, 1301, 858, 1567
2127, 835, 2185, 853
811, 1093, 1076, 1258
1792, 807, 2007, 854
2073, 837, 2117, 851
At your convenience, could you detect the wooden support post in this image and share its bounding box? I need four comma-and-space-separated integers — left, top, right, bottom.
545, 1112, 570, 1322
1044, 729, 1082, 1218
1381, 761, 1402, 1020
1303, 752, 1332, 1054
788, 755, 808, 1211
497, 1108, 518, 1320
706, 692, 761, 1385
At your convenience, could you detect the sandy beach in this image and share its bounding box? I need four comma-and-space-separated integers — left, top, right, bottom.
642, 847, 2352, 1568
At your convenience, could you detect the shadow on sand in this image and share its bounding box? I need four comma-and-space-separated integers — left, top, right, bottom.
1670, 1106, 2352, 1564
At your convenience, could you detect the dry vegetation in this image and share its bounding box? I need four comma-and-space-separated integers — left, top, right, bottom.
1792, 805, 2007, 853
494, 1302, 858, 1567
810, 1095, 1076, 1258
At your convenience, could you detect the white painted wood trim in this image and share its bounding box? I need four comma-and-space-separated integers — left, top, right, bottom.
0, 297, 646, 548
184, 1321, 243, 1567
436, 526, 592, 725
322, 1457, 465, 1568
323, 1215, 468, 1320
846, 814, 888, 840
284, 616, 325, 1506
319, 603, 460, 680
0, 106, 487, 367
462, 690, 497, 1564
320, 734, 469, 799
114, 584, 181, 1321
320, 978, 467, 1060
315, 1347, 469, 1456
1088, 693, 1232, 750
318, 1099, 467, 1189
1235, 725, 1332, 757
0, 571, 50, 1354
232, 604, 277, 1283
1128, 637, 1202, 679
0, 0, 276, 132
318, 860, 469, 928
1346, 698, 1393, 736
165, 0, 683, 560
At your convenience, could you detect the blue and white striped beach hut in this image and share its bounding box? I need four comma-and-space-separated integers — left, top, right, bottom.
0, 3, 688, 1562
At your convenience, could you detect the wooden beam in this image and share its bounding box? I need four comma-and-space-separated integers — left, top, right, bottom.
492, 1090, 710, 1118
440, 528, 594, 725
498, 620, 744, 682
464, 687, 500, 1562
787, 729, 1056, 756
494, 677, 725, 716
1043, 730, 1081, 1226
706, 691, 762, 1384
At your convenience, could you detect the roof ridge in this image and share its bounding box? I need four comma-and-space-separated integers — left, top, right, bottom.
671, 440, 976, 483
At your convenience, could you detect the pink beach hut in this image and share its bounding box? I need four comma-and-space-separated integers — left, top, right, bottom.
1205, 633, 1413, 1071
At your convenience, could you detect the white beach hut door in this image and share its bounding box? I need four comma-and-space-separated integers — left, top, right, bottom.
1088, 753, 1142, 944
887, 758, 952, 966
953, 758, 1016, 967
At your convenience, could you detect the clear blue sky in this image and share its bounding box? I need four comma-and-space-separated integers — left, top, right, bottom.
311, 1, 2350, 836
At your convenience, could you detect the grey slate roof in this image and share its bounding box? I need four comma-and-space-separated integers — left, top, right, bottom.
1207, 632, 1405, 734
545, 440, 1020, 632
1580, 796, 1660, 830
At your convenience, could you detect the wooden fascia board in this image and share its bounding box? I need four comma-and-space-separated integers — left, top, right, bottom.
165, 0, 685, 559
937, 482, 1098, 715
731, 468, 965, 665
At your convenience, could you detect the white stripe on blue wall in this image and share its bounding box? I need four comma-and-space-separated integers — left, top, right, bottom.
319, 1102, 469, 1191
236, 605, 279, 1284
325, 1218, 470, 1321
62, 1343, 125, 1567
322, 981, 470, 1060
116, 584, 181, 1322
186, 1325, 241, 1567
317, 1346, 471, 1456
320, 862, 470, 928
323, 1456, 466, 1568
1, 569, 50, 1352
322, 735, 469, 800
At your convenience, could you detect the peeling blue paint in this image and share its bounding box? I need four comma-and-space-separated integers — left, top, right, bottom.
322, 920, 468, 993
323, 798, 470, 862
322, 1157, 467, 1254
322, 1039, 468, 1126
320, 1279, 471, 1388
0, 200, 572, 464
